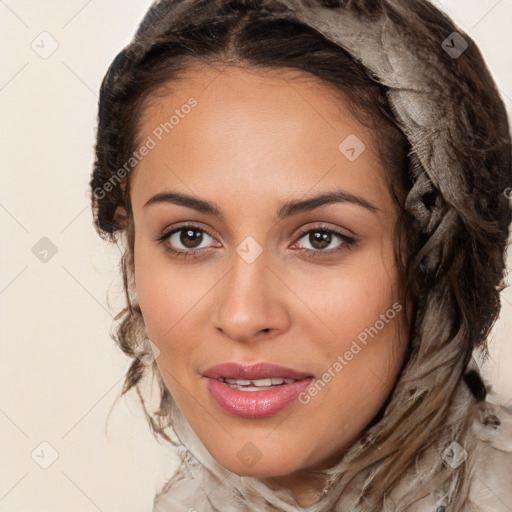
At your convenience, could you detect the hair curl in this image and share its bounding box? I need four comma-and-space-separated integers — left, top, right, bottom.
90, 0, 512, 509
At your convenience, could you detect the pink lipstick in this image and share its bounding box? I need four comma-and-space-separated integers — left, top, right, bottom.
202, 362, 314, 418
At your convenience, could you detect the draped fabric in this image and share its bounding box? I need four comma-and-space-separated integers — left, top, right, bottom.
153, 384, 512, 511
108, 1, 512, 510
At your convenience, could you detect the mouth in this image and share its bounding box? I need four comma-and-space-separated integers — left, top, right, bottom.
202, 361, 314, 418
202, 361, 314, 381
218, 376, 299, 391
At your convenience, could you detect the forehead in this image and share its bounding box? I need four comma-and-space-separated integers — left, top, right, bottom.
130, 66, 393, 214
137, 65, 366, 144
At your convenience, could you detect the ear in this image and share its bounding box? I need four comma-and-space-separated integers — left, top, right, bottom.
114, 205, 128, 230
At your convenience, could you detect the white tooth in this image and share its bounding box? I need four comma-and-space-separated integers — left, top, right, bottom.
234, 385, 274, 391
251, 378, 273, 387
236, 379, 253, 385
223, 377, 298, 390
226, 378, 274, 386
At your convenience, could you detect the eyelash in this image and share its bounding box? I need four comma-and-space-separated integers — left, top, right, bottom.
154, 223, 356, 260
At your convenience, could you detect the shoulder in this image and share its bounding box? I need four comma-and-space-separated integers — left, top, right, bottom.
397, 394, 512, 512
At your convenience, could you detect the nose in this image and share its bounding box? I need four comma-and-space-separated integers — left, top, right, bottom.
212, 250, 291, 343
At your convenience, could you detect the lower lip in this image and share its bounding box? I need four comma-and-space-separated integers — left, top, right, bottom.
204, 377, 313, 418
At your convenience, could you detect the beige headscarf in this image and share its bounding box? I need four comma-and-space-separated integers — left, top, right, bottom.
141, 1, 512, 509
91, 0, 512, 509
151, 378, 512, 511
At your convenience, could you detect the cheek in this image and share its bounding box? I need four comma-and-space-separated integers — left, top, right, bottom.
296, 251, 400, 350
133, 241, 187, 344
133, 240, 217, 373
298, 247, 406, 401
307, 273, 405, 441
134, 261, 194, 396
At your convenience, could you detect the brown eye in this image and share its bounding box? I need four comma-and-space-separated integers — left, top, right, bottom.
166, 226, 215, 252
154, 223, 220, 259
295, 227, 355, 255
306, 230, 332, 250
178, 228, 205, 249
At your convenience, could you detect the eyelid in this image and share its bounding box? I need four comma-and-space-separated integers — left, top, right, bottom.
155, 220, 216, 237
154, 222, 219, 247
293, 222, 356, 243
291, 223, 357, 257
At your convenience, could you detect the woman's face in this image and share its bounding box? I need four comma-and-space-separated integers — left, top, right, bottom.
129, 66, 409, 480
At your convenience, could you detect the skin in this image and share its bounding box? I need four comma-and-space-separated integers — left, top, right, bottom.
125, 65, 410, 506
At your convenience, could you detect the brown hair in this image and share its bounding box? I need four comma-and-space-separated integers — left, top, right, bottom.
90, 0, 511, 509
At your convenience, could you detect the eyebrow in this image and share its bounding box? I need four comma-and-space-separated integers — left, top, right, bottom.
143, 189, 380, 217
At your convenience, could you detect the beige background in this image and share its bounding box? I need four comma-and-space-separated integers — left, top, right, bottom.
0, 1, 511, 511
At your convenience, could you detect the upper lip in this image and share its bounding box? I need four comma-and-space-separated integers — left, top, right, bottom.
202, 362, 314, 380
